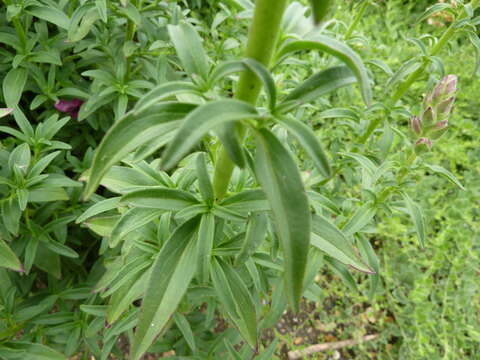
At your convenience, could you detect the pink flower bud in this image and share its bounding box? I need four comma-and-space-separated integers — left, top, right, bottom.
414, 137, 433, 154
437, 96, 455, 117
422, 106, 435, 126
432, 75, 457, 102
410, 115, 422, 135
429, 120, 449, 140
445, 75, 457, 94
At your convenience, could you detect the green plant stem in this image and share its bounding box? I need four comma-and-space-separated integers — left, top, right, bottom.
212, 0, 288, 200
360, 14, 461, 144
344, 1, 369, 40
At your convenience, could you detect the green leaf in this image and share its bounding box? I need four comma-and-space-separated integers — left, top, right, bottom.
235, 213, 268, 266
277, 35, 372, 105
416, 3, 453, 24
279, 66, 356, 112
134, 82, 200, 114
424, 164, 465, 191
3, 67, 28, 108
242, 58, 276, 111
211, 259, 258, 346
26, 5, 70, 29
110, 208, 163, 247
2, 198, 21, 236
68, 7, 100, 42
95, 0, 107, 22
84, 102, 196, 198
173, 313, 196, 353
275, 116, 331, 178
309, 0, 335, 24
43, 241, 79, 258
2, 342, 66, 360
119, 3, 142, 25
168, 22, 209, 80
254, 128, 311, 309
161, 100, 260, 170
224, 339, 243, 360
311, 214, 373, 273
76, 197, 121, 223
120, 188, 199, 210
342, 203, 376, 236
197, 213, 215, 284
220, 189, 269, 214
131, 217, 199, 360
196, 153, 214, 204
401, 192, 426, 248
324, 256, 359, 292
28, 151, 60, 178
208, 58, 276, 111
0, 237, 22, 272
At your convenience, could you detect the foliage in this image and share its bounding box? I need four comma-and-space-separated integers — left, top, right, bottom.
0, 0, 478, 359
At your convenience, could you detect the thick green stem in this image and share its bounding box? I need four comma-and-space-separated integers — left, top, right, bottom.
212, 0, 288, 200
344, 1, 369, 40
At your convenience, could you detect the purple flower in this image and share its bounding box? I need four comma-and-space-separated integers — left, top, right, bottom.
55, 99, 83, 119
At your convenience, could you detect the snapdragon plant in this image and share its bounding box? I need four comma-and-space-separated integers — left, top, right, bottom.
0, 0, 476, 359
78, 0, 472, 359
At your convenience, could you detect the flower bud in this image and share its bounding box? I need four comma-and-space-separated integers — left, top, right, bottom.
422, 106, 435, 127
445, 75, 457, 94
410, 115, 422, 135
429, 120, 449, 140
437, 96, 455, 118
432, 74, 457, 102
414, 137, 433, 155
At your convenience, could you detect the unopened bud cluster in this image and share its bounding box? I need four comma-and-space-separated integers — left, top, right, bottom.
410, 75, 457, 154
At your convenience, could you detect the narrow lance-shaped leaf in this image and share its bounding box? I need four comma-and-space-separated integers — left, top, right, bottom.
161, 100, 261, 170
211, 259, 258, 346
279, 66, 356, 112
311, 214, 373, 273
84, 102, 196, 198
120, 188, 199, 211
131, 217, 200, 360
0, 237, 23, 272
196, 153, 214, 204
168, 23, 209, 80
309, 0, 335, 24
196, 213, 215, 284
110, 208, 163, 248
277, 35, 372, 105
235, 212, 268, 266
173, 313, 196, 354
134, 82, 200, 114
76, 197, 121, 224
208, 59, 276, 111
401, 192, 426, 248
254, 128, 311, 310
242, 58, 276, 111
3, 68, 28, 108
275, 116, 331, 178
424, 164, 465, 191
342, 202, 376, 236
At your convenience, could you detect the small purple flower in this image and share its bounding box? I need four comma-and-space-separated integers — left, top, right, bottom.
55, 98, 83, 119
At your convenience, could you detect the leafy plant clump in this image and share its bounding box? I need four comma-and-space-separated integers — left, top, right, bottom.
0, 0, 477, 359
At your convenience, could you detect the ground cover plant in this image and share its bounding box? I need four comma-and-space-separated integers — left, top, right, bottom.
0, 0, 478, 359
